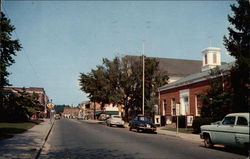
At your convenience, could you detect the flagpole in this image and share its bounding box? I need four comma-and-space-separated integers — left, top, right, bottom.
142, 41, 145, 115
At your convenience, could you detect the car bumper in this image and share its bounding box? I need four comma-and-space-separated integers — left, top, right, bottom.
111, 122, 125, 126
138, 126, 156, 131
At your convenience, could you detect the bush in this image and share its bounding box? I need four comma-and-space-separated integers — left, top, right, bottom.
192, 117, 212, 134
172, 116, 186, 128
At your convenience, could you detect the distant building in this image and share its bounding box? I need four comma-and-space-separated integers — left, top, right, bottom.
157, 47, 232, 125
63, 107, 80, 118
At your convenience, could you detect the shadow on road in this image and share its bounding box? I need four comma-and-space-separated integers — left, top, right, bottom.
40, 147, 136, 159
200, 145, 249, 157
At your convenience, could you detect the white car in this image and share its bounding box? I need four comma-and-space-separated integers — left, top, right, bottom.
200, 113, 250, 150
106, 115, 125, 127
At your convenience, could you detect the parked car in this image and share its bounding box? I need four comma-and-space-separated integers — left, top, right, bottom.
200, 113, 250, 150
99, 114, 110, 121
106, 115, 125, 127
129, 115, 157, 133
77, 116, 84, 120
54, 114, 60, 120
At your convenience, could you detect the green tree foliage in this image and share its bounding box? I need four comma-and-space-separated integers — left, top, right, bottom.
0, 12, 22, 98
201, 68, 232, 121
224, 0, 250, 112
15, 89, 44, 119
0, 12, 22, 121
1, 88, 44, 122
54, 105, 70, 114
79, 56, 168, 119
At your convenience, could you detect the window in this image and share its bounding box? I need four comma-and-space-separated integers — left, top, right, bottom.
222, 116, 236, 125
171, 98, 176, 116
195, 95, 202, 116
163, 99, 167, 115
184, 97, 189, 114
213, 53, 217, 64
237, 117, 248, 126
139, 116, 151, 122
205, 54, 208, 64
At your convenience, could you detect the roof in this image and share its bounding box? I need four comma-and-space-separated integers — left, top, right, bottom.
158, 62, 234, 92
226, 113, 250, 119
124, 55, 216, 77
4, 87, 45, 93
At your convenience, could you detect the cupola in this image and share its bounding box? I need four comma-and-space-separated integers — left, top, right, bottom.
201, 47, 221, 72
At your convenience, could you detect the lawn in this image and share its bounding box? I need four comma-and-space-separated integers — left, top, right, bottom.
0, 120, 43, 139
161, 127, 195, 134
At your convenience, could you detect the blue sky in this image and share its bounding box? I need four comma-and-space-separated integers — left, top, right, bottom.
4, 1, 235, 105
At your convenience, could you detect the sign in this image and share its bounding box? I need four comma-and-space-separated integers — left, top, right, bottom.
175, 104, 180, 116
187, 115, 194, 127
154, 115, 161, 125
47, 103, 54, 109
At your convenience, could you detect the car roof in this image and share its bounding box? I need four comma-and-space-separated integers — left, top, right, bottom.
226, 113, 250, 119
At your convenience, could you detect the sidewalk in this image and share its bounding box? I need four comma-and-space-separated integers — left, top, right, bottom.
157, 127, 203, 144
0, 119, 54, 159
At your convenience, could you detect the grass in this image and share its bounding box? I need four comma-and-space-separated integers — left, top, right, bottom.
161, 127, 195, 134
0, 119, 43, 140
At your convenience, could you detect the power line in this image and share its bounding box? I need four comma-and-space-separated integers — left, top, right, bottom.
2, 6, 44, 87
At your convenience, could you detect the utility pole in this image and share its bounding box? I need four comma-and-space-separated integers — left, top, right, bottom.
142, 41, 145, 115
0, 0, 3, 13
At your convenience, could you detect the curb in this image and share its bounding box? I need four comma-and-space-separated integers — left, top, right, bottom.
156, 129, 202, 144
33, 120, 55, 159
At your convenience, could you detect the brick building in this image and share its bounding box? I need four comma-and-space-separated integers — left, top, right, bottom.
4, 87, 49, 110
63, 107, 81, 118
158, 47, 233, 125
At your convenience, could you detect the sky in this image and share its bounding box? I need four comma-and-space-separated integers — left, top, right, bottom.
4, 1, 235, 106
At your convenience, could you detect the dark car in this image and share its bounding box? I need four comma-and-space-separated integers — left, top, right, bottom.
129, 115, 157, 133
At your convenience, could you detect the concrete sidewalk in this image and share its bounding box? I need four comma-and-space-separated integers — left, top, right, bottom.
0, 119, 54, 159
157, 127, 203, 144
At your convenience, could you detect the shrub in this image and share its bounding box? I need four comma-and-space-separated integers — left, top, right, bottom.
192, 117, 213, 134
172, 116, 186, 128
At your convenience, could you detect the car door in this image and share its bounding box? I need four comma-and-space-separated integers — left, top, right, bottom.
234, 116, 250, 146
131, 116, 138, 128
212, 116, 236, 145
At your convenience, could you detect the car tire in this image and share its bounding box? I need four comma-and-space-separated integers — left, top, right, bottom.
129, 127, 132, 131
136, 128, 140, 133
204, 135, 214, 148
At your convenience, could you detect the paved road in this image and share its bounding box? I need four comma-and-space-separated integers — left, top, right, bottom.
39, 118, 246, 159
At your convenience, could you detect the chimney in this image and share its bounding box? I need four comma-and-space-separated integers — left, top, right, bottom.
201, 47, 221, 72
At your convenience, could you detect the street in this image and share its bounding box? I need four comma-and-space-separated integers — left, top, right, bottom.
39, 119, 246, 159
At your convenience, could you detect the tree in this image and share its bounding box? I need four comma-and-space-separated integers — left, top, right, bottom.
201, 67, 232, 121
79, 56, 168, 120
224, 0, 250, 112
1, 88, 44, 122
0, 12, 22, 107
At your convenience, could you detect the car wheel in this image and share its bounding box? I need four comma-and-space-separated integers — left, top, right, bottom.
129, 126, 132, 131
109, 124, 112, 127
204, 135, 214, 148
136, 128, 140, 133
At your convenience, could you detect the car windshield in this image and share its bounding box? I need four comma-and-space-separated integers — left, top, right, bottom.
138, 116, 151, 122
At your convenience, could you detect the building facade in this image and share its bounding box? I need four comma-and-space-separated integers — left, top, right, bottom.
158, 47, 232, 125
